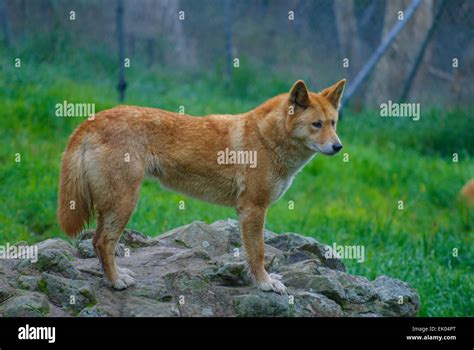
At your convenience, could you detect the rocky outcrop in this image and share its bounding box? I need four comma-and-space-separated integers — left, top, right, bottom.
0, 220, 420, 317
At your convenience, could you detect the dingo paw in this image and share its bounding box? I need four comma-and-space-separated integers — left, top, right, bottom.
118, 267, 137, 278
258, 273, 287, 294
111, 272, 136, 290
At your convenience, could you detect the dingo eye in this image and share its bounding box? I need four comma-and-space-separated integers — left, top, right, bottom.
331, 120, 335, 127
312, 121, 322, 129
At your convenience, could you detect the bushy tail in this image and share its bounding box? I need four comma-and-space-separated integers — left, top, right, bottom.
57, 145, 93, 236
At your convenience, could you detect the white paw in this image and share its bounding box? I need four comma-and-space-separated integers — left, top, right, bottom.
269, 273, 283, 281
111, 273, 136, 290
111, 278, 127, 290
118, 267, 137, 278
258, 273, 287, 294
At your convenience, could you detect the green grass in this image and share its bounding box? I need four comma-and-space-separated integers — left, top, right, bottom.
0, 45, 473, 317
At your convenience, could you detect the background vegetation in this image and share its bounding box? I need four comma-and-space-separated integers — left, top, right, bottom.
1, 36, 473, 317
1, 0, 473, 317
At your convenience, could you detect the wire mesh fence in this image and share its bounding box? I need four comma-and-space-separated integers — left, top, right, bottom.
1, 0, 473, 108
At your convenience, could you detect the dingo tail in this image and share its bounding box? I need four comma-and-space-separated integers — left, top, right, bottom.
57, 145, 93, 236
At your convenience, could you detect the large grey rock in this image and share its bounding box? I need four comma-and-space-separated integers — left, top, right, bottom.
78, 306, 112, 317
34, 249, 80, 278
35, 238, 77, 256
15, 275, 41, 291
76, 238, 127, 259
14, 248, 80, 279
0, 219, 420, 317
39, 272, 96, 314
0, 276, 17, 302
0, 292, 50, 317
122, 297, 179, 317
266, 233, 346, 272
234, 293, 292, 317
294, 291, 344, 317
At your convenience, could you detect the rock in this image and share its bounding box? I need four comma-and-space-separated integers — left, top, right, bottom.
40, 273, 96, 314
0, 292, 50, 317
122, 297, 179, 317
266, 233, 346, 272
78, 306, 112, 317
0, 219, 420, 317
77, 238, 126, 259
34, 249, 80, 278
120, 229, 158, 248
295, 292, 344, 317
77, 239, 96, 258
15, 275, 41, 291
371, 276, 420, 317
35, 238, 77, 256
0, 276, 17, 302
206, 261, 252, 287
159, 221, 235, 256
14, 248, 81, 279
234, 293, 292, 317
282, 273, 346, 304
79, 229, 157, 249
130, 277, 173, 302
329, 269, 377, 304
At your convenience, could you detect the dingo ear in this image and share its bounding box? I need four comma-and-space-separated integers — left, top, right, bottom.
320, 79, 346, 110
289, 80, 310, 110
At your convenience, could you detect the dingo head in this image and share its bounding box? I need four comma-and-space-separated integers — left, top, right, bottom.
286, 79, 346, 155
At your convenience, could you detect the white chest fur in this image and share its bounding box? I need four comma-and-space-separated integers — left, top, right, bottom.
270, 175, 295, 203
269, 153, 315, 203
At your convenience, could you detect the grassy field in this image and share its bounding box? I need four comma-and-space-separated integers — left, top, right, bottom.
0, 45, 473, 317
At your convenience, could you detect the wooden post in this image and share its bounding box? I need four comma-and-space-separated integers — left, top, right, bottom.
340, 0, 423, 112
399, 0, 446, 102
116, 0, 127, 102
224, 0, 233, 83
0, 0, 11, 47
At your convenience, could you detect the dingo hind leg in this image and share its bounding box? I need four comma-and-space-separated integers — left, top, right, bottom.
87, 143, 145, 290
94, 192, 140, 290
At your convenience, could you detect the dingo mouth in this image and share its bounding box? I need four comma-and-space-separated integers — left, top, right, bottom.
307, 143, 341, 156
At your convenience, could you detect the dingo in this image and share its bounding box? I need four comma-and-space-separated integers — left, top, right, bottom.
58, 79, 346, 293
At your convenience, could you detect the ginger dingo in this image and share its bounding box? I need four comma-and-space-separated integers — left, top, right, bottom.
58, 79, 346, 293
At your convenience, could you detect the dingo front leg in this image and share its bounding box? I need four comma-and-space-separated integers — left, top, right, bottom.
238, 204, 287, 294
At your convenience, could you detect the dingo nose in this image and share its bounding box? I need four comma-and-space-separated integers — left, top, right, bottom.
333, 143, 343, 153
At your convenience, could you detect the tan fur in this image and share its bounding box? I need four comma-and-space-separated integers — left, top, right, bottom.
57, 79, 346, 292
461, 179, 474, 206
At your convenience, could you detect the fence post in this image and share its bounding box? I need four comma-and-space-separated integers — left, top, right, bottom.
340, 0, 423, 114
224, 0, 233, 83
399, 0, 447, 102
116, 0, 127, 102
0, 0, 11, 47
